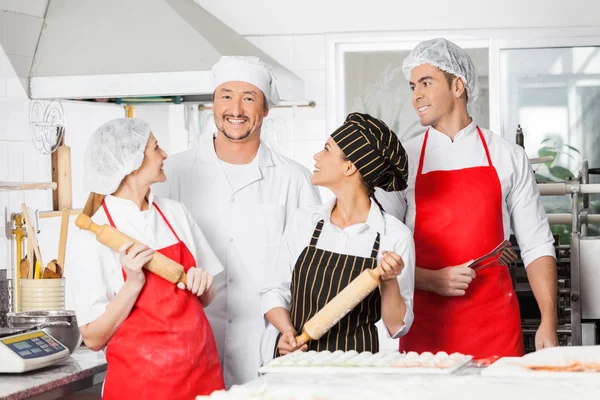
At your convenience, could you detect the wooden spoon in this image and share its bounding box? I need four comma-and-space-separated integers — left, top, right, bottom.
42, 259, 61, 279
19, 258, 30, 279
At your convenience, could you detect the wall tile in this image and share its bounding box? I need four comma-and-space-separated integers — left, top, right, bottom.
5, 75, 26, 98
263, 107, 294, 143
0, 234, 9, 273
293, 104, 327, 141
3, 98, 29, 140
291, 35, 326, 70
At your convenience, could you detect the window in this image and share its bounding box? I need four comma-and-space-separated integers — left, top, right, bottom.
343, 48, 489, 141
500, 46, 600, 240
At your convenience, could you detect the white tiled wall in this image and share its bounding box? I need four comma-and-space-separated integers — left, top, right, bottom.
246, 34, 332, 201
0, 4, 124, 276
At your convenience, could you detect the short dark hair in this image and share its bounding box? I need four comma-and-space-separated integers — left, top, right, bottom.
211, 91, 269, 112
442, 71, 468, 103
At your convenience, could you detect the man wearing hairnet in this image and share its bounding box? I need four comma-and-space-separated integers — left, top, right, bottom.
154, 56, 321, 387
377, 38, 558, 358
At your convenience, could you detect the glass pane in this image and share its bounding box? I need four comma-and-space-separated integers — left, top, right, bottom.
500, 46, 600, 241
343, 48, 489, 141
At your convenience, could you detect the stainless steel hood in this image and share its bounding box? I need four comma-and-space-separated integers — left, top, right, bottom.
30, 0, 304, 101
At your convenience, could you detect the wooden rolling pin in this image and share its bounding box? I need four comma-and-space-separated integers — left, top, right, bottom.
75, 214, 187, 284
296, 268, 381, 344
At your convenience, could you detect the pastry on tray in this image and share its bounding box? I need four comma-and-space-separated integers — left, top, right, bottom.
519, 345, 600, 372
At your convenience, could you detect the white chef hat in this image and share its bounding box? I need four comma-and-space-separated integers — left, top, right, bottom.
402, 38, 480, 104
211, 56, 280, 107
84, 118, 151, 195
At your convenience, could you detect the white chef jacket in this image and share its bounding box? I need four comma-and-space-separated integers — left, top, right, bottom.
153, 138, 321, 387
260, 197, 415, 351
66, 192, 224, 328
376, 121, 556, 267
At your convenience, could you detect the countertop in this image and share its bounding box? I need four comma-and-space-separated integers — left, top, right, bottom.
0, 347, 107, 400
200, 365, 600, 400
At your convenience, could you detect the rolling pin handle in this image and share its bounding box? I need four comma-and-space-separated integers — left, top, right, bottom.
75, 214, 94, 231
295, 331, 311, 344
178, 271, 188, 285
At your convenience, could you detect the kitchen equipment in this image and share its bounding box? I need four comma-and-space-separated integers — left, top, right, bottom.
259, 350, 472, 375
7, 310, 81, 354
19, 259, 30, 279
0, 328, 70, 373
75, 213, 187, 285
51, 127, 72, 210
21, 204, 43, 278
295, 267, 381, 344
515, 125, 524, 148
469, 240, 518, 272
57, 207, 70, 276
0, 270, 11, 328
41, 264, 61, 279
19, 278, 66, 312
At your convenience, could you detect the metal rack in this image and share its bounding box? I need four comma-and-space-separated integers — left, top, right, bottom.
515, 159, 600, 352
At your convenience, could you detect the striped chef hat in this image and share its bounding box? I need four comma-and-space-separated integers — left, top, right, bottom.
331, 113, 409, 192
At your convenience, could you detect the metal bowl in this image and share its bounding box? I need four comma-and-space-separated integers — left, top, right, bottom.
6, 310, 82, 354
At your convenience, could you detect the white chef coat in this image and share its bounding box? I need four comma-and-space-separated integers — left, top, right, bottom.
376, 121, 556, 267
65, 191, 224, 328
260, 198, 415, 351
153, 138, 321, 387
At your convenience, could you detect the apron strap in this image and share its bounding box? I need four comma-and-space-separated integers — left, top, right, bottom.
153, 201, 181, 242
370, 233, 381, 259
476, 126, 494, 167
309, 220, 325, 247
102, 201, 116, 228
417, 126, 493, 176
416, 129, 430, 177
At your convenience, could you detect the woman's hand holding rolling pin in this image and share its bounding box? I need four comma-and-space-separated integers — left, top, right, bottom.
119, 242, 155, 289
377, 251, 404, 281
177, 267, 214, 297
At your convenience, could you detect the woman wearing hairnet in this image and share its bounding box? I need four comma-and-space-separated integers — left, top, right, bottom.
261, 113, 415, 356
67, 118, 224, 399
376, 38, 558, 358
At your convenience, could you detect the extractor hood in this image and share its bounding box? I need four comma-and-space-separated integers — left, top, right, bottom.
30, 0, 304, 102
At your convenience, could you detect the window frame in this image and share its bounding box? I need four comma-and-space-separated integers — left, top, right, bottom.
326, 27, 600, 136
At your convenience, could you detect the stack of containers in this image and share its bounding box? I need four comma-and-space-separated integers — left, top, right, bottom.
20, 278, 66, 312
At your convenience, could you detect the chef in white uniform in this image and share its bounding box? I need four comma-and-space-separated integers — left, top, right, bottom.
154, 56, 321, 387
376, 38, 558, 356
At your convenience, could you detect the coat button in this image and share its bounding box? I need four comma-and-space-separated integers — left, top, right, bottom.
230, 238, 234, 242
231, 197, 235, 202
229, 279, 233, 283
228, 319, 232, 323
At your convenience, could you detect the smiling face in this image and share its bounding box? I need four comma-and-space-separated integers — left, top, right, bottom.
311, 137, 353, 189
410, 63, 461, 127
136, 133, 168, 185
212, 81, 269, 142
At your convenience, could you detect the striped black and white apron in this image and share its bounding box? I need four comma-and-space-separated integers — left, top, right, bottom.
275, 219, 381, 356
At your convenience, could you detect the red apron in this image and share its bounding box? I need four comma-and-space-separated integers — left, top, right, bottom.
400, 127, 524, 359
102, 201, 224, 399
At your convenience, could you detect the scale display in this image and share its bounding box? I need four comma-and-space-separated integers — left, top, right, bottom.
2, 331, 65, 359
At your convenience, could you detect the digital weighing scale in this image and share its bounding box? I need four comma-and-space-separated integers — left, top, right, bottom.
0, 329, 70, 373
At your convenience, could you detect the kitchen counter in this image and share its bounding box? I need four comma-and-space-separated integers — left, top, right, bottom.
0, 347, 107, 400
200, 365, 600, 400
